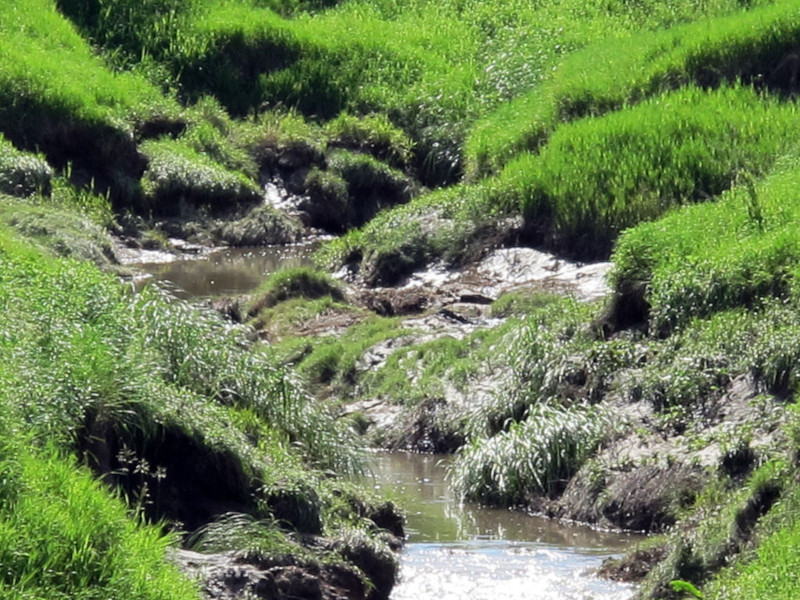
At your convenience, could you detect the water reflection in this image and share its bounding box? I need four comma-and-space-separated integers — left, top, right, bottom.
368, 453, 638, 600
135, 245, 315, 298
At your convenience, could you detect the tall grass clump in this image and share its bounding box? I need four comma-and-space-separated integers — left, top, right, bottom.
451, 403, 615, 505
247, 266, 345, 316
466, 0, 800, 176
0, 136, 53, 198
612, 147, 800, 335
141, 137, 260, 215
501, 85, 798, 258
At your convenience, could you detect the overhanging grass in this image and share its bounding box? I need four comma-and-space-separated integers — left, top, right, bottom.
499, 85, 799, 258
0, 136, 53, 198
466, 0, 800, 176
0, 0, 178, 176
450, 403, 615, 505
140, 137, 260, 215
612, 146, 800, 335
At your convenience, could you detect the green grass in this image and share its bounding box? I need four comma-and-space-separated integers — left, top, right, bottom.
0, 136, 53, 198
451, 403, 615, 505
498, 85, 799, 258
0, 437, 199, 600
0, 0, 179, 184
140, 137, 260, 215
247, 266, 346, 316
465, 0, 800, 176
0, 216, 407, 595
612, 146, 800, 335
317, 178, 510, 284
0, 196, 116, 266
54, 0, 754, 183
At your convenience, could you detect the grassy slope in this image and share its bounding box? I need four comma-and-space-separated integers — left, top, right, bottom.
4, 0, 800, 598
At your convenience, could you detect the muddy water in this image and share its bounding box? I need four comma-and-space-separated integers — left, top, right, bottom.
370, 453, 638, 600
135, 245, 315, 298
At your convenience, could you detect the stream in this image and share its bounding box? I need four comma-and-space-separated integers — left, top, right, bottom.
131, 244, 315, 299
130, 245, 638, 599
370, 453, 638, 600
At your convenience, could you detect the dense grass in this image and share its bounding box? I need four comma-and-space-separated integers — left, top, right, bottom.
451, 403, 615, 504
322, 83, 799, 277
0, 0, 179, 190
0, 216, 409, 594
466, 0, 800, 176
499, 85, 799, 257
0, 196, 116, 266
54, 0, 753, 182
0, 437, 199, 600
317, 178, 510, 284
612, 147, 800, 335
247, 266, 345, 316
0, 136, 53, 198
140, 137, 260, 215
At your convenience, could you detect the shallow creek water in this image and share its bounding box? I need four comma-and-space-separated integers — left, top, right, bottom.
369, 453, 638, 600
134, 244, 315, 298
131, 246, 638, 598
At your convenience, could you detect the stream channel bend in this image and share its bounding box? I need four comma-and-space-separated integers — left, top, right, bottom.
132, 246, 640, 600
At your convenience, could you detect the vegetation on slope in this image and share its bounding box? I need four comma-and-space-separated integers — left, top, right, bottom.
0, 220, 400, 597
6, 0, 800, 598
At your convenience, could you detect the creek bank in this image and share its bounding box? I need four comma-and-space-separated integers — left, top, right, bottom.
175, 532, 399, 600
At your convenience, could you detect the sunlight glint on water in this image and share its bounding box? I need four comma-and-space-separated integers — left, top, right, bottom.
370, 453, 637, 600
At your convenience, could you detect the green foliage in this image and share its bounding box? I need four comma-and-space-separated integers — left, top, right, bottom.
187, 511, 311, 558
0, 438, 198, 600
317, 178, 509, 285
502, 85, 798, 257
0, 196, 116, 266
361, 318, 519, 409
296, 316, 404, 387
490, 290, 565, 319
248, 267, 345, 315
451, 403, 615, 505
0, 0, 179, 180
671, 580, 704, 598
0, 137, 53, 198
324, 112, 414, 168
612, 148, 800, 335
639, 460, 790, 599
141, 137, 260, 214
466, 0, 800, 176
